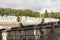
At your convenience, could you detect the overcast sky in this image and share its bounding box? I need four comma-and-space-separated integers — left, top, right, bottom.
0, 0, 60, 13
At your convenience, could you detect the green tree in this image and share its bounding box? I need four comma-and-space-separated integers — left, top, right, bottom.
0, 8, 4, 16
54, 12, 60, 19
41, 17, 44, 24
44, 9, 49, 18
50, 11, 57, 18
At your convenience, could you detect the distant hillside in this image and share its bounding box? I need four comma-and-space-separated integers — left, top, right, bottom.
0, 8, 40, 17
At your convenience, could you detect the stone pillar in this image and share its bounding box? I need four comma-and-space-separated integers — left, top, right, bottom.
34, 29, 40, 40
40, 29, 45, 40
2, 31, 8, 40
34, 29, 37, 40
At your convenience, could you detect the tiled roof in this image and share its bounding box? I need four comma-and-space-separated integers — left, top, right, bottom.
0, 22, 20, 29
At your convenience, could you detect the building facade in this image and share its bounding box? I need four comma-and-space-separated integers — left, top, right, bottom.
0, 16, 59, 40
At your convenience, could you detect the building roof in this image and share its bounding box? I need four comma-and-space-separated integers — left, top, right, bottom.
0, 22, 20, 29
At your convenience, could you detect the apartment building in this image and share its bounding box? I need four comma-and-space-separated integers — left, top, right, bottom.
19, 16, 59, 26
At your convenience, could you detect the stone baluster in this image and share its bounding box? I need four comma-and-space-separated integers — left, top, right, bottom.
2, 30, 8, 40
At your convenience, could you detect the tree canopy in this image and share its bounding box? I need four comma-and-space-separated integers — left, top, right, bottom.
41, 10, 60, 19
0, 8, 40, 17
54, 12, 60, 19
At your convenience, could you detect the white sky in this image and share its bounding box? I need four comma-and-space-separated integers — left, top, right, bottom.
0, 0, 60, 13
